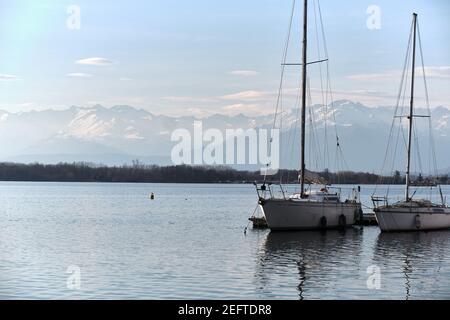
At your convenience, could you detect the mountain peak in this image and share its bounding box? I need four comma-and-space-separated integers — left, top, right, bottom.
333, 100, 366, 108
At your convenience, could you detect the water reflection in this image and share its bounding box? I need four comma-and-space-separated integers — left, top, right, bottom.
256, 229, 365, 300
374, 231, 450, 300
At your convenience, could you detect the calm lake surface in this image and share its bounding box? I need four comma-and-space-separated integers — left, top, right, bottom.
0, 182, 449, 300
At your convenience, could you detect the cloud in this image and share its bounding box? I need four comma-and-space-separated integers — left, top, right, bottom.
228, 70, 260, 76
220, 90, 267, 101
162, 96, 216, 103
423, 66, 450, 79
347, 72, 399, 81
347, 66, 450, 81
186, 107, 211, 117
76, 57, 114, 66
0, 74, 20, 81
120, 77, 133, 81
222, 103, 273, 116
67, 72, 93, 78
19, 102, 37, 108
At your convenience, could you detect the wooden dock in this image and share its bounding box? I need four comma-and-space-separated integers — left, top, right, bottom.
249, 213, 378, 229
355, 213, 378, 226
249, 216, 269, 229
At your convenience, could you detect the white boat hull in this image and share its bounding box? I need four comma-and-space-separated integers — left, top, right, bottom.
260, 199, 361, 231
375, 207, 450, 232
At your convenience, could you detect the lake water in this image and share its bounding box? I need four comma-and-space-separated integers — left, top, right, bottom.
0, 182, 449, 300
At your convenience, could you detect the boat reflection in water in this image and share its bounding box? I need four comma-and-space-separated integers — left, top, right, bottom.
374, 231, 450, 300
255, 229, 365, 300
254, 228, 450, 300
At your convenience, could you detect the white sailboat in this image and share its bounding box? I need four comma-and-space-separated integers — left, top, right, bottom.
372, 13, 450, 232
255, 0, 362, 231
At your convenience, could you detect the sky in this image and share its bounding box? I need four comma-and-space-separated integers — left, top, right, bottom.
0, 0, 449, 116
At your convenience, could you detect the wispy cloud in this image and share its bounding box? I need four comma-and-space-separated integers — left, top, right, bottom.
347, 66, 450, 81
347, 72, 398, 81
67, 72, 93, 78
220, 90, 267, 101
76, 57, 114, 66
423, 66, 450, 79
19, 102, 37, 108
222, 103, 263, 115
228, 70, 260, 76
0, 74, 20, 81
162, 96, 216, 103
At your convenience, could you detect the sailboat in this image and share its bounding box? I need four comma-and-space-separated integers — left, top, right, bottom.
255, 0, 362, 231
372, 13, 450, 232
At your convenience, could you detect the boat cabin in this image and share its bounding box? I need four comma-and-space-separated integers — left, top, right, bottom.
290, 188, 341, 203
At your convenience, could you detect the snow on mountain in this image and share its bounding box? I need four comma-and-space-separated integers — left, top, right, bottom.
0, 101, 449, 171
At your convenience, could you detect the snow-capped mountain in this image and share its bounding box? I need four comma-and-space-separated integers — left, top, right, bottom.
0, 100, 449, 172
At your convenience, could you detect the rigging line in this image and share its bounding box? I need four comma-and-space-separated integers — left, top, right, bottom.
313, 0, 326, 117
279, 82, 284, 184
398, 36, 414, 154
399, 66, 411, 152
310, 88, 323, 169
308, 81, 313, 170
334, 147, 340, 184
386, 121, 403, 196
317, 0, 347, 176
307, 77, 321, 171
273, 0, 296, 128
314, 3, 330, 171
282, 75, 302, 183
281, 77, 302, 183
312, 0, 329, 170
413, 121, 423, 175
317, 0, 332, 117
374, 19, 414, 195
388, 56, 412, 194
286, 76, 303, 182
309, 98, 322, 170
272, 0, 296, 131
417, 20, 438, 178
265, 0, 296, 183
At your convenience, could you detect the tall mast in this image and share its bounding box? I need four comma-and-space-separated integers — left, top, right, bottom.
405, 13, 418, 201
300, 0, 308, 197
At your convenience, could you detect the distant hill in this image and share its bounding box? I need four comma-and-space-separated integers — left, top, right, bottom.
0, 100, 449, 172
3, 162, 445, 185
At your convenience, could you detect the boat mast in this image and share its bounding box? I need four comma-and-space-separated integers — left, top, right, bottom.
405, 13, 418, 202
300, 0, 308, 198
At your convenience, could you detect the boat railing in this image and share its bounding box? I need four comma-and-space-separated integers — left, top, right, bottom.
371, 196, 388, 208
255, 183, 362, 203
254, 183, 289, 200
327, 186, 361, 203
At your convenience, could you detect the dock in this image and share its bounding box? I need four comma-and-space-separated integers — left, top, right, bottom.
249, 213, 378, 230
355, 212, 378, 226
249, 216, 269, 229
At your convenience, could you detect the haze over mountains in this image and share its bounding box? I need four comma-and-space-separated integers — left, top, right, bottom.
0, 100, 449, 173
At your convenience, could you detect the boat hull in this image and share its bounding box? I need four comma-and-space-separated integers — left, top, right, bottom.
260, 199, 361, 231
375, 207, 450, 232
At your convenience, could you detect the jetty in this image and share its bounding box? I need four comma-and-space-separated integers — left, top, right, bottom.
249, 213, 378, 230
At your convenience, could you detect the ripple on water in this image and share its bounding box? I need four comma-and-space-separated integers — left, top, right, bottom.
0, 183, 449, 299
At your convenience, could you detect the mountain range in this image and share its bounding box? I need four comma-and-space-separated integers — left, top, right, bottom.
0, 100, 449, 173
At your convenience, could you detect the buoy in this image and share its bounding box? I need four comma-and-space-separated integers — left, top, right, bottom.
150, 192, 155, 200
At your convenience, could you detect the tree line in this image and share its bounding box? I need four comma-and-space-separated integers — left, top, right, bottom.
0, 162, 448, 185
